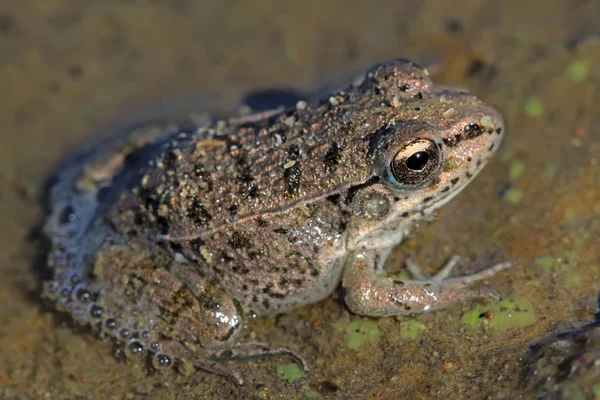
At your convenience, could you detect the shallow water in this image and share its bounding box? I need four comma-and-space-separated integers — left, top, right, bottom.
0, 1, 598, 399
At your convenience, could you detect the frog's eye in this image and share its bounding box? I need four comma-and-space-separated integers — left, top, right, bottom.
391, 139, 441, 186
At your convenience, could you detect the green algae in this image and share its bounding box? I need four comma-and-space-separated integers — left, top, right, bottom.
535, 256, 555, 270
573, 232, 589, 246
542, 163, 557, 182
523, 97, 544, 117
276, 363, 304, 383
592, 384, 600, 400
335, 319, 382, 350
461, 296, 536, 330
534, 251, 583, 287
567, 60, 589, 83
504, 187, 523, 204
399, 320, 426, 340
509, 160, 526, 181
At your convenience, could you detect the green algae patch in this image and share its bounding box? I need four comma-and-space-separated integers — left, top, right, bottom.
535, 255, 555, 270
336, 319, 382, 350
302, 385, 319, 399
462, 296, 536, 330
542, 163, 557, 182
573, 232, 589, 246
504, 187, 523, 204
534, 251, 583, 287
523, 97, 544, 117
399, 320, 426, 340
567, 60, 589, 83
563, 209, 577, 223
592, 384, 600, 399
509, 160, 526, 181
277, 363, 304, 383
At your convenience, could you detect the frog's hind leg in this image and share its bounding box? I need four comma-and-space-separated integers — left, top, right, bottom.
162, 339, 308, 386
343, 250, 513, 317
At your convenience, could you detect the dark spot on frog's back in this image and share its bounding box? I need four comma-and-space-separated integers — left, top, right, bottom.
189, 238, 205, 251
162, 148, 180, 169
326, 193, 340, 205
324, 142, 343, 170
156, 216, 170, 235
284, 165, 302, 195
188, 200, 212, 227
239, 176, 257, 199
228, 231, 250, 249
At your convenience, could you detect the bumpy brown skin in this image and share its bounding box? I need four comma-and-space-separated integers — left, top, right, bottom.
43, 59, 507, 384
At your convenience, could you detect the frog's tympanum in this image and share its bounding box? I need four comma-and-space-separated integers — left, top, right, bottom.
43, 60, 509, 384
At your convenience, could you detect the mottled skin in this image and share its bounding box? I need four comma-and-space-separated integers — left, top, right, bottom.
43, 60, 509, 384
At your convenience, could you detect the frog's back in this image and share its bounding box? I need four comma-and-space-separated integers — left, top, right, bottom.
103, 97, 380, 315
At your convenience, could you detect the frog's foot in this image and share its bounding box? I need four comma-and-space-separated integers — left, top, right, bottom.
405, 255, 512, 288
207, 340, 309, 376
343, 251, 513, 317
193, 357, 246, 386
164, 339, 308, 386
160, 339, 245, 385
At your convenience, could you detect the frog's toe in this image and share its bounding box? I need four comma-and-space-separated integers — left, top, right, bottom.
406, 256, 512, 286
209, 340, 309, 374
404, 258, 431, 280
445, 260, 513, 285
193, 357, 245, 386
405, 255, 461, 282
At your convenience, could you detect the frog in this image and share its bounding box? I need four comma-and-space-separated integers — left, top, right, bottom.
42, 59, 510, 385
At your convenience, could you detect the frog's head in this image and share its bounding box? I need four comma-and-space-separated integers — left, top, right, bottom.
345, 60, 505, 251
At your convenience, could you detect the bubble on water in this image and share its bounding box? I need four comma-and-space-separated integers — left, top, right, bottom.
70, 275, 81, 285
152, 353, 173, 370
149, 341, 160, 352
104, 318, 117, 331
125, 339, 146, 359
119, 327, 131, 340
60, 286, 72, 298
47, 281, 60, 293
73, 284, 92, 303
88, 304, 103, 319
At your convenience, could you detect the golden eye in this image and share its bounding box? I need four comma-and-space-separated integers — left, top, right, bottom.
391, 139, 441, 186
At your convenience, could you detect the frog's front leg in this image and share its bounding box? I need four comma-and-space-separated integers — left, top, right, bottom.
342, 249, 512, 317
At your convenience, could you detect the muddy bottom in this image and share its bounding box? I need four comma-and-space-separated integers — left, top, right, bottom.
0, 1, 598, 399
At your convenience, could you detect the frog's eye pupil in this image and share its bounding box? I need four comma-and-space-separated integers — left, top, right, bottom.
405, 151, 429, 170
